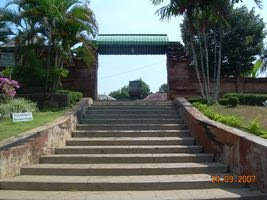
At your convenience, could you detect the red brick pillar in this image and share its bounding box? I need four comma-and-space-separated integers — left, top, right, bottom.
62, 55, 98, 99
166, 43, 199, 99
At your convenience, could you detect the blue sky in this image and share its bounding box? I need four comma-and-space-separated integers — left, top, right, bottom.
1, 0, 267, 94
91, 0, 267, 94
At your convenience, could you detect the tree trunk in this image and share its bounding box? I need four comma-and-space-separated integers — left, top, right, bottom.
204, 30, 211, 99
189, 31, 205, 97
198, 32, 208, 99
45, 27, 52, 92
213, 33, 222, 102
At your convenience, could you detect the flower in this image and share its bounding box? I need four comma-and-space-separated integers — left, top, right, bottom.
0, 78, 20, 99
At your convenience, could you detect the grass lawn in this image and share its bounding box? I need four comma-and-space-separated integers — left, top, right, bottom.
0, 111, 64, 141
209, 104, 267, 138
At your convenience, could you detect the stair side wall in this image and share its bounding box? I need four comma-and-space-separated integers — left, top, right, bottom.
174, 97, 267, 193
0, 98, 93, 179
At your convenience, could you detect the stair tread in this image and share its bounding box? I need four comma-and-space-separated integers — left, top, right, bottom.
0, 173, 235, 183
56, 145, 202, 149
67, 137, 194, 141
0, 188, 265, 200
77, 124, 184, 126
23, 162, 227, 169
73, 130, 190, 133
42, 153, 213, 158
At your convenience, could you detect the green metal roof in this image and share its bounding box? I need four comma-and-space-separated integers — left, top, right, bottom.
96, 34, 169, 55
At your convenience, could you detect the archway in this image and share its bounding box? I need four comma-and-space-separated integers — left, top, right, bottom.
93, 34, 193, 100
63, 34, 196, 100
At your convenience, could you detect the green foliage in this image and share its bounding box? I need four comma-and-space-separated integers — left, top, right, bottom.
56, 90, 83, 105
109, 79, 151, 100
109, 86, 129, 100
220, 7, 266, 77
137, 78, 151, 99
218, 97, 239, 107
249, 59, 263, 78
187, 97, 207, 104
158, 83, 167, 93
223, 93, 267, 106
12, 47, 47, 87
1, 0, 98, 92
247, 116, 262, 136
0, 110, 64, 141
181, 6, 266, 78
0, 94, 5, 102
193, 102, 241, 128
218, 98, 229, 106
193, 102, 267, 137
0, 98, 38, 120
1, 66, 13, 78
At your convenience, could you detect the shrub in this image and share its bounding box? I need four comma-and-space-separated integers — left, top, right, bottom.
18, 93, 70, 109
218, 97, 239, 107
193, 102, 241, 128
0, 98, 38, 120
228, 97, 239, 107
222, 93, 267, 106
187, 97, 207, 104
56, 90, 83, 105
0, 78, 20, 99
218, 98, 229, 106
0, 94, 4, 102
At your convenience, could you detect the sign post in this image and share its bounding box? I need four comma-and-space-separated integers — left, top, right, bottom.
12, 112, 33, 123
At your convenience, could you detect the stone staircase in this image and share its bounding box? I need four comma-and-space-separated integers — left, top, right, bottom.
0, 101, 266, 199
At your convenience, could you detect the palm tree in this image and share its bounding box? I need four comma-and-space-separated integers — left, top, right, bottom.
152, 0, 262, 103
3, 0, 98, 91
250, 47, 267, 77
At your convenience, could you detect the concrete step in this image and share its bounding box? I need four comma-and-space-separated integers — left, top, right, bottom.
0, 174, 241, 191
88, 105, 175, 110
86, 110, 178, 114
80, 119, 184, 124
72, 130, 191, 137
66, 137, 195, 146
21, 162, 228, 176
55, 145, 203, 154
76, 124, 187, 130
0, 188, 265, 200
40, 153, 214, 164
93, 101, 173, 106
83, 113, 181, 119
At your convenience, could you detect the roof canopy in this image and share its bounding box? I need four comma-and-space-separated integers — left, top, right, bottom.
96, 34, 169, 55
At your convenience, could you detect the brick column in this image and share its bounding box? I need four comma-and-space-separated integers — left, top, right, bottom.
166, 43, 199, 99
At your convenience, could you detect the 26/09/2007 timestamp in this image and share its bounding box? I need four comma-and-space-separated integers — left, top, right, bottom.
211, 175, 256, 183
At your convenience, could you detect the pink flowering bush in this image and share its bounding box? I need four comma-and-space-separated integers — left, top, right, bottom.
0, 78, 20, 99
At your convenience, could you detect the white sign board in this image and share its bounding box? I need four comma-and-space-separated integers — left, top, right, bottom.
0, 52, 15, 66
12, 112, 33, 123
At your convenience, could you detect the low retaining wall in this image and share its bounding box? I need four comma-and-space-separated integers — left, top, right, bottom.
0, 98, 93, 179
174, 98, 267, 192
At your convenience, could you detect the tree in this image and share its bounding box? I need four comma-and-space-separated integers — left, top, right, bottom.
221, 7, 265, 78
0, 22, 11, 43
109, 86, 129, 100
109, 79, 151, 100
1, 0, 98, 92
181, 6, 266, 90
249, 47, 267, 78
152, 0, 262, 104
158, 83, 167, 93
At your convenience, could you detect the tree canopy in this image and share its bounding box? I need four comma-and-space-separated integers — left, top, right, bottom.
0, 0, 98, 92
152, 0, 263, 104
158, 83, 167, 93
181, 6, 266, 78
109, 79, 151, 100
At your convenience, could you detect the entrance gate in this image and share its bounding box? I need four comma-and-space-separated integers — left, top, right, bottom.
64, 34, 197, 99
